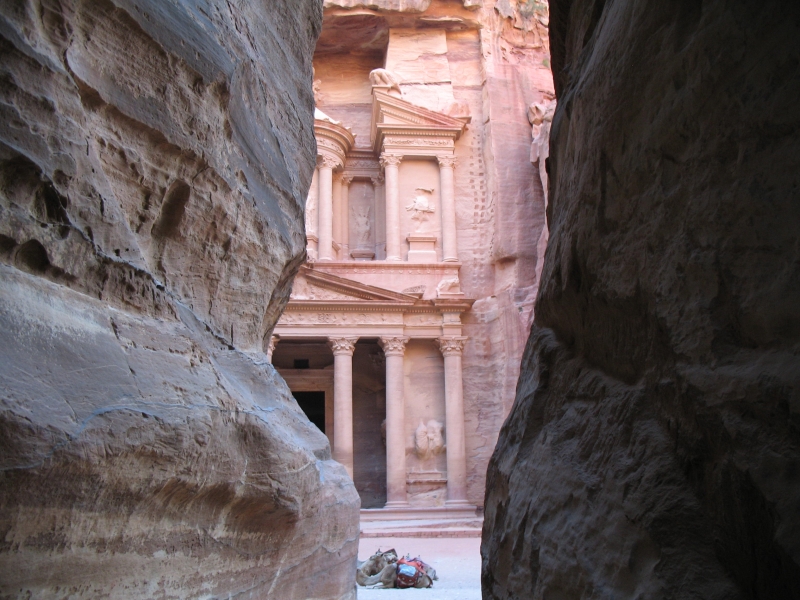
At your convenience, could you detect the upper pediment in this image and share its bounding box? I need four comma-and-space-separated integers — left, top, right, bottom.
289, 266, 419, 304
371, 90, 467, 152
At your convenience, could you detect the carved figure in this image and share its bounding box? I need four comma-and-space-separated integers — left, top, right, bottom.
406, 188, 435, 232
443, 98, 470, 118
369, 68, 402, 96
436, 276, 461, 295
312, 68, 324, 106
415, 420, 445, 460
353, 205, 371, 247
528, 98, 556, 206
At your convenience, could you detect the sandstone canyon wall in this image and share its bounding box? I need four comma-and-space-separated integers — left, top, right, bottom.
0, 1, 360, 598
484, 0, 800, 598
314, 0, 554, 506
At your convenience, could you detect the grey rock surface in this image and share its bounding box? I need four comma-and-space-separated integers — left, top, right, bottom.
483, 0, 800, 598
0, 0, 360, 598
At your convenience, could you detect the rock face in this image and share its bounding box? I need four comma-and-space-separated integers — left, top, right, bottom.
0, 1, 360, 598
484, 1, 800, 598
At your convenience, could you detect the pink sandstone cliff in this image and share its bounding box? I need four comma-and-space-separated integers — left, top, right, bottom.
0, 1, 360, 598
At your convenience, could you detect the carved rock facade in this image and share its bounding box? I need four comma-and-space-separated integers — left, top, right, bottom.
274, 0, 554, 516
0, 1, 360, 598
483, 1, 800, 598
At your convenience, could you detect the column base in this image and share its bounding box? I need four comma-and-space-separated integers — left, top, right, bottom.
445, 499, 475, 510
384, 500, 411, 509
443, 256, 459, 262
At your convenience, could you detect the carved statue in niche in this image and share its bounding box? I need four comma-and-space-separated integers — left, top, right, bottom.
369, 68, 402, 98
406, 188, 435, 232
415, 420, 445, 460
353, 205, 372, 248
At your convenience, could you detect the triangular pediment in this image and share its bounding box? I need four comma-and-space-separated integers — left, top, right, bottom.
289, 266, 419, 304
371, 90, 467, 150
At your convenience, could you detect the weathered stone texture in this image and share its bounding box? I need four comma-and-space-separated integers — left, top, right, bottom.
484, 1, 800, 598
0, 1, 360, 598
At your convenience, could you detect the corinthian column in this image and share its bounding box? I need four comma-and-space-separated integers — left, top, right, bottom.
318, 156, 338, 261
380, 153, 402, 261
437, 336, 470, 506
438, 155, 459, 262
329, 336, 358, 478
380, 335, 409, 507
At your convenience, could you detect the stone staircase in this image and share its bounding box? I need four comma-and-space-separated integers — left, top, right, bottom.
359, 508, 483, 538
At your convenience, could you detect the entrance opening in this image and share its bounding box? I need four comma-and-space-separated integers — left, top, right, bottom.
292, 391, 326, 433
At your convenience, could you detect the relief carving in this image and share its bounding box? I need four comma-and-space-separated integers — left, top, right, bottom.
415, 420, 445, 460
406, 188, 435, 233
353, 205, 372, 248
369, 68, 402, 97
436, 276, 461, 295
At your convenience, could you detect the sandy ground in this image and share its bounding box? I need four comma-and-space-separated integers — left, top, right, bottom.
356, 536, 482, 600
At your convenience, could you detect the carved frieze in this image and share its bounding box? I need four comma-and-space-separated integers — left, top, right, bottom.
404, 313, 442, 326
278, 312, 404, 326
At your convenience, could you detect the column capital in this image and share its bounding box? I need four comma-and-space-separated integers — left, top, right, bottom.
379, 336, 409, 356
437, 336, 468, 356
320, 155, 340, 170
329, 336, 359, 356
380, 153, 403, 168
371, 174, 384, 187
268, 335, 280, 353
340, 174, 354, 186
437, 155, 458, 169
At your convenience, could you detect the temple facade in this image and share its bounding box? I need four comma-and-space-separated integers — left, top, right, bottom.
272, 0, 554, 517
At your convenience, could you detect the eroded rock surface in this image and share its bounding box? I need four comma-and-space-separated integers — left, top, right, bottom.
484, 1, 800, 598
0, 1, 360, 598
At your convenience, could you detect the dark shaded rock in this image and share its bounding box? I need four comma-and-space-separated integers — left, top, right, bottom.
0, 0, 360, 598
483, 1, 800, 598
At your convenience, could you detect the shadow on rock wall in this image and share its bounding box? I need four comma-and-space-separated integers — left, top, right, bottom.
483, 0, 800, 598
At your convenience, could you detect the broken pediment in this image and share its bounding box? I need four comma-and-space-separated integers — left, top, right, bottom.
371, 90, 468, 153
289, 266, 420, 304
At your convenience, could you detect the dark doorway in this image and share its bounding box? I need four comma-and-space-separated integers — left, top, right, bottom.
292, 391, 326, 433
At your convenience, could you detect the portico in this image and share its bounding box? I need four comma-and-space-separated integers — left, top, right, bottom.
273, 266, 475, 517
